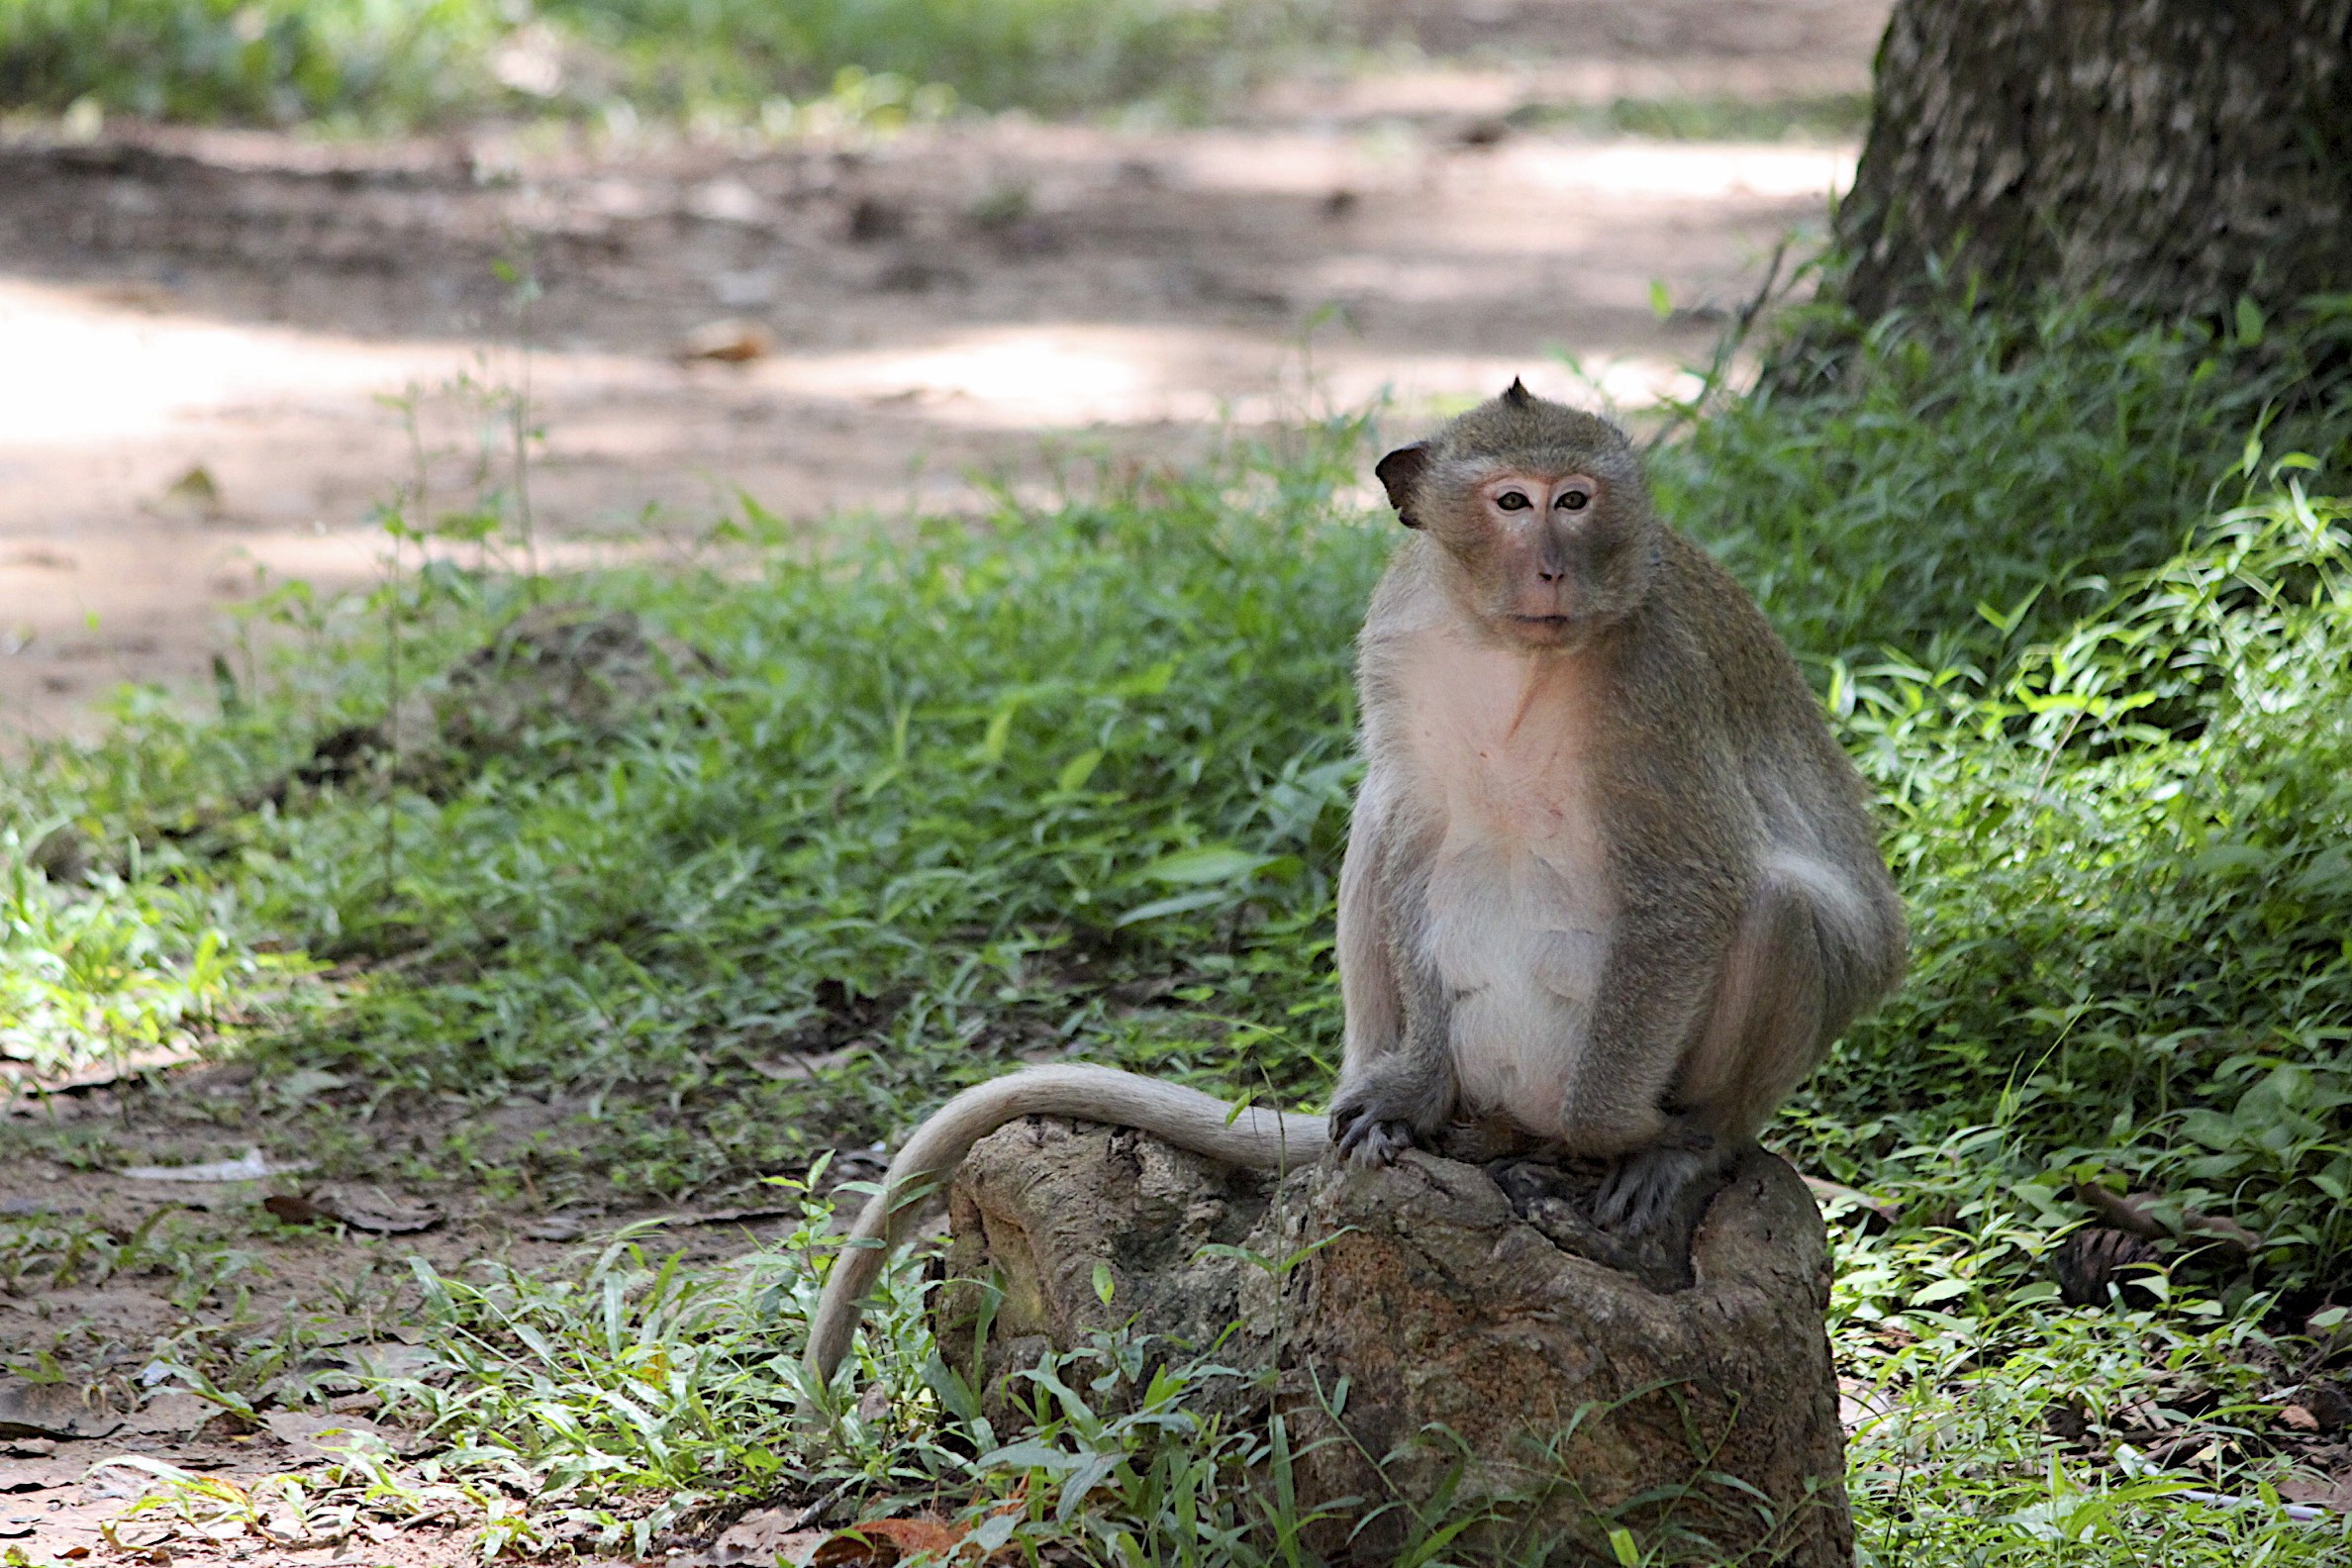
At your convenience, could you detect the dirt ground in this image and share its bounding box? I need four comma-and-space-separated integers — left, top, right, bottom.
3, 1047, 863, 1563
0, 0, 1882, 743
0, 1, 1889, 1558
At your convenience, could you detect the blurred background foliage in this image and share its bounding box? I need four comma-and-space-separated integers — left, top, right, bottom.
0, 0, 1343, 125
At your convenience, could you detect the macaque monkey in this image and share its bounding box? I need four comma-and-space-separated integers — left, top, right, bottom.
1332, 379, 1904, 1225
803, 383, 1904, 1391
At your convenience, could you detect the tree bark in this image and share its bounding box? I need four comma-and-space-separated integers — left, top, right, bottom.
1832, 0, 2352, 322
935, 1118, 1852, 1566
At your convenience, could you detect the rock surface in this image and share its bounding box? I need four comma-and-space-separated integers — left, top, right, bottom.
935, 1118, 1850, 1566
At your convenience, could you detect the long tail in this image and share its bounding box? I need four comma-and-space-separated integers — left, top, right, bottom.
803, 1064, 1328, 1388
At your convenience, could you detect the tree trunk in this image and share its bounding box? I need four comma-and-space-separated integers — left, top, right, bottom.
935, 1118, 1853, 1567
1831, 0, 2352, 322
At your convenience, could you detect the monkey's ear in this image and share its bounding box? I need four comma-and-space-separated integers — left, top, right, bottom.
1375, 442, 1430, 527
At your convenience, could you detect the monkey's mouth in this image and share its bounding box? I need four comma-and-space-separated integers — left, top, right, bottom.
1509, 615, 1574, 633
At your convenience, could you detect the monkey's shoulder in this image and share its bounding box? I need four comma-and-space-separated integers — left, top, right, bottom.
1642, 530, 1795, 666
1630, 532, 1841, 742
1647, 532, 1891, 847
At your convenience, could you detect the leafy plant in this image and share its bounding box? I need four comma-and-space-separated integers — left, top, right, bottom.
0, 0, 1335, 127
1656, 293, 2352, 662
0, 0, 504, 125
12, 299, 2352, 1562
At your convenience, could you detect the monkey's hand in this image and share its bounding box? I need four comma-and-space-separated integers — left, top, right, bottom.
1593, 1128, 1727, 1235
1328, 1069, 1450, 1169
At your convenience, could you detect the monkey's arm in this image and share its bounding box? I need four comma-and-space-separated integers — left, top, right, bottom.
1660, 530, 1906, 1147
1329, 776, 1457, 1165
804, 1065, 1325, 1390
1334, 768, 1405, 1067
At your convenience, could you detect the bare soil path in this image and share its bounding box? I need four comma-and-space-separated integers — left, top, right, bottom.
0, 0, 1883, 741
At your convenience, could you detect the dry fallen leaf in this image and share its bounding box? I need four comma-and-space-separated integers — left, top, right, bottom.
694, 1507, 827, 1566
8, 1045, 197, 1100
809, 1529, 899, 1567
266, 1189, 441, 1240
123, 1392, 221, 1436
679, 319, 773, 363
522, 1214, 594, 1242
261, 1410, 394, 1460
2278, 1470, 2352, 1513
810, 1516, 986, 1567
0, 1460, 82, 1494
2282, 1404, 2321, 1433
100, 1514, 176, 1551
162, 463, 224, 519
262, 1193, 332, 1226
306, 1183, 442, 1234
0, 1379, 122, 1440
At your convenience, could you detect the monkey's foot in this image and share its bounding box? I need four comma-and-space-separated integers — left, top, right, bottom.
1594, 1136, 1724, 1236
1334, 1115, 1419, 1168
1328, 1075, 1448, 1169
1493, 1158, 1613, 1251
1490, 1153, 1694, 1288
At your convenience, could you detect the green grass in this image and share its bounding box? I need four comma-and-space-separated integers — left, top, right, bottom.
0, 0, 1878, 132
10, 298, 2352, 1558
8, 429, 1377, 1205
1812, 494, 2352, 1272
1509, 93, 1872, 144
0, 0, 505, 125
0, 0, 1334, 126
1654, 293, 2352, 663
543, 0, 1331, 120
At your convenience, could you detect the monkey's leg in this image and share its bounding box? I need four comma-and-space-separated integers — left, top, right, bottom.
1593, 869, 1832, 1232
1589, 1123, 1729, 1234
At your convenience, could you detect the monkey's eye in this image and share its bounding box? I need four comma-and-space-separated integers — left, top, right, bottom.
1556, 487, 1592, 512
1495, 490, 1531, 512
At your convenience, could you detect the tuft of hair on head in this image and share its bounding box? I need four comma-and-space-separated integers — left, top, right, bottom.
1501, 376, 1533, 409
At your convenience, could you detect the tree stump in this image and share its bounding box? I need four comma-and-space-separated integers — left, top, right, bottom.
934, 1118, 1850, 1567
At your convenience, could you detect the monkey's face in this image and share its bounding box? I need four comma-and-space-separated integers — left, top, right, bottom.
1432, 464, 1649, 649
1374, 384, 1659, 651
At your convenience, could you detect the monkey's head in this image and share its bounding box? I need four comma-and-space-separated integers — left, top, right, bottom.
1375, 381, 1659, 650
